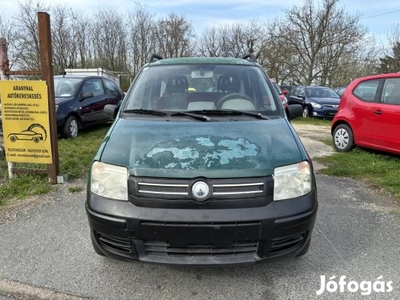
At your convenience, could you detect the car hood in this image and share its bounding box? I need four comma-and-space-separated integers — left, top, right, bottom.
308, 97, 340, 105
55, 97, 73, 105
98, 118, 307, 178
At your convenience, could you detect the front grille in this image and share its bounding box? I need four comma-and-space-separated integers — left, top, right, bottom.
213, 183, 263, 195
139, 220, 261, 258
136, 180, 265, 197
144, 240, 258, 257
98, 233, 132, 254
270, 234, 304, 253
138, 182, 189, 195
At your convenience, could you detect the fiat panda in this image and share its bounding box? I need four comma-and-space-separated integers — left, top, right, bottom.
85, 54, 318, 265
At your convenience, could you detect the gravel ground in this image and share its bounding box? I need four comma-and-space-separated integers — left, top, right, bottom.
292, 123, 334, 172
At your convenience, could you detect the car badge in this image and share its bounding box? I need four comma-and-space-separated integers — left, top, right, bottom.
191, 181, 210, 202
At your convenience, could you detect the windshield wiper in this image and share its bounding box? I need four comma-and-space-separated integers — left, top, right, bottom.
170, 111, 213, 122
187, 109, 270, 120
122, 109, 167, 116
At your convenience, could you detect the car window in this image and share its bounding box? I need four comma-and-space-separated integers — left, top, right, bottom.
353, 80, 379, 102
104, 79, 120, 95
82, 78, 105, 97
307, 87, 339, 98
54, 77, 81, 97
382, 78, 400, 105
298, 87, 305, 97
123, 64, 279, 112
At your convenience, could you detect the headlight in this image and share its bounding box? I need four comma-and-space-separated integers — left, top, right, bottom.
55, 104, 59, 112
273, 161, 312, 201
310, 101, 322, 109
90, 161, 128, 200
282, 97, 288, 105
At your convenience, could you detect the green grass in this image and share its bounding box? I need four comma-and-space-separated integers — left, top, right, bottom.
316, 149, 400, 200
68, 186, 84, 193
0, 124, 110, 207
293, 117, 400, 202
291, 117, 332, 126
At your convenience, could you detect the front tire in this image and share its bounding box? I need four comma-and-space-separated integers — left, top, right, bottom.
333, 124, 354, 152
302, 106, 309, 118
62, 116, 79, 139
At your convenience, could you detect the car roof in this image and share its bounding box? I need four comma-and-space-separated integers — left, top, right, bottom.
145, 56, 259, 67
54, 75, 106, 79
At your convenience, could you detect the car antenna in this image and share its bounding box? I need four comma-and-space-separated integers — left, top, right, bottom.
148, 54, 163, 63
242, 53, 257, 62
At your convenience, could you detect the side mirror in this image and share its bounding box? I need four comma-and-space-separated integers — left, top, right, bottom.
286, 104, 303, 120
80, 92, 93, 100
104, 104, 119, 120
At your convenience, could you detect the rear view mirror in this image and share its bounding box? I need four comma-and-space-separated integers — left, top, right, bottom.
191, 70, 214, 79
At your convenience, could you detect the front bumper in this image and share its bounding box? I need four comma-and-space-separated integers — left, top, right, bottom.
86, 191, 318, 265
312, 108, 338, 118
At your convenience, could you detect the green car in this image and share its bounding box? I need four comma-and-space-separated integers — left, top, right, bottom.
85, 54, 318, 265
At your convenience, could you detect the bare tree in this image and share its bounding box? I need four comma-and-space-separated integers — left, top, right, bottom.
266, 0, 368, 86
91, 8, 127, 71
155, 13, 195, 58
378, 24, 400, 73
12, 0, 50, 70
198, 27, 221, 57
199, 20, 267, 58
127, 3, 157, 76
51, 5, 78, 74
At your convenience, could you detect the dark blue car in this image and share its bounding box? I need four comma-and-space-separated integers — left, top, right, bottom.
287, 85, 340, 118
54, 75, 125, 138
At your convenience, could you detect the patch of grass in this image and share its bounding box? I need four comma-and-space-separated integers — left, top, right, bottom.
316, 148, 400, 200
0, 124, 110, 206
320, 138, 333, 147
68, 186, 83, 193
58, 124, 110, 179
291, 117, 332, 126
0, 174, 54, 207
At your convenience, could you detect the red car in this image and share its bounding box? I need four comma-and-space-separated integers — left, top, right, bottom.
270, 79, 288, 112
331, 73, 400, 155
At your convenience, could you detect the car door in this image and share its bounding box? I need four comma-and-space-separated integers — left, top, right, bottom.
103, 78, 123, 105
79, 78, 109, 125
351, 79, 380, 146
287, 86, 305, 105
369, 77, 400, 151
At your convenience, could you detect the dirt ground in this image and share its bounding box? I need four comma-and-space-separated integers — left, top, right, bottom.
292, 123, 334, 171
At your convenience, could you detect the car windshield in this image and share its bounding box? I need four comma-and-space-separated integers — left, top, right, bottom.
122, 64, 280, 114
306, 87, 339, 98
54, 77, 81, 98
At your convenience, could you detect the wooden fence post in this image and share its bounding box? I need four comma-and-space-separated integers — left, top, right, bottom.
0, 37, 16, 179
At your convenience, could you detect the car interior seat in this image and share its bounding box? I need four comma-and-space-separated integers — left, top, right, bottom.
83, 82, 97, 95
217, 74, 240, 93
385, 85, 400, 105
59, 82, 73, 95
157, 76, 188, 110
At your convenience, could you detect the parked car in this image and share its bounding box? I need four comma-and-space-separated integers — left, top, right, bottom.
280, 85, 293, 96
287, 85, 340, 118
54, 75, 125, 138
270, 79, 288, 113
85, 54, 318, 265
333, 85, 348, 97
331, 73, 400, 155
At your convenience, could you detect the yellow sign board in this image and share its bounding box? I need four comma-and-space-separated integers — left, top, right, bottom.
0, 80, 53, 164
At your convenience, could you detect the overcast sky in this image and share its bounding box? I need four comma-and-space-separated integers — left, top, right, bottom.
2, 0, 400, 46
